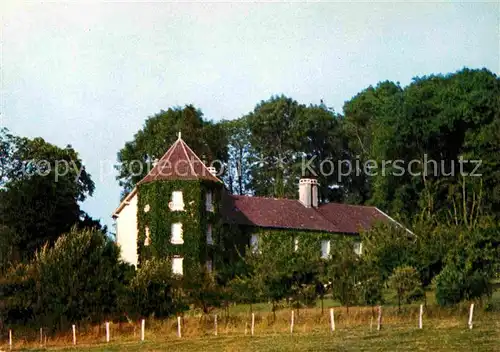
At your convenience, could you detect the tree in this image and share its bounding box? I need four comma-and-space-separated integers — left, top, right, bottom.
124, 258, 183, 319
184, 265, 224, 315
246, 96, 304, 198
116, 105, 228, 196
387, 266, 423, 310
435, 224, 499, 306
326, 237, 361, 313
0, 133, 98, 264
360, 223, 415, 282
0, 227, 129, 329
221, 118, 252, 195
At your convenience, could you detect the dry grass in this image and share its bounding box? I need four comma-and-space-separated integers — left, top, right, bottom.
2, 303, 499, 351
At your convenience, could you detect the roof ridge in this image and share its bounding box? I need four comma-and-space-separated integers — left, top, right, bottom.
181, 139, 223, 182
179, 138, 197, 176
232, 194, 301, 202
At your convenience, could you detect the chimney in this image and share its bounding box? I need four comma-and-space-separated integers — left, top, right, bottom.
299, 178, 318, 208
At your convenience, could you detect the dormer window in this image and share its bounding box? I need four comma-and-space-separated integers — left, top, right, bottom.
170, 191, 184, 211
206, 224, 213, 245
321, 240, 331, 259
205, 191, 214, 212
144, 226, 151, 246
171, 223, 184, 244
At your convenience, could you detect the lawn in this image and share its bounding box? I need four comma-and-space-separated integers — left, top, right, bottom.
20, 321, 500, 352
5, 291, 500, 351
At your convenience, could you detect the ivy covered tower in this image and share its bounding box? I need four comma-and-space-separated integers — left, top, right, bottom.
118, 133, 224, 276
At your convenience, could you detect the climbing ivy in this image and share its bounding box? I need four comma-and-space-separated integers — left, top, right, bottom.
136, 179, 223, 275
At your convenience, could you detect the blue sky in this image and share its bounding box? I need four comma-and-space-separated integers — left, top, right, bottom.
2, 1, 499, 231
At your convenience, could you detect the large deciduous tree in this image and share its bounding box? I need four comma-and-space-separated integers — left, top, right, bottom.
0, 131, 98, 266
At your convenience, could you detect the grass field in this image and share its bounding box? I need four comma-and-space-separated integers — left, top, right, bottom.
3, 291, 500, 351
15, 320, 500, 352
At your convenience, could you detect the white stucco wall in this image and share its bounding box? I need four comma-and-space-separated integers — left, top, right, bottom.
116, 193, 138, 266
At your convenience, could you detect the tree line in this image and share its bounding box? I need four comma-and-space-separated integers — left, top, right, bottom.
0, 67, 499, 331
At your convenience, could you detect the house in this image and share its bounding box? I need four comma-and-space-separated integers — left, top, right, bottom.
112, 134, 396, 275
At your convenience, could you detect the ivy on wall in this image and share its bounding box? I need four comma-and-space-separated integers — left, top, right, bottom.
136, 180, 223, 274
135, 178, 360, 276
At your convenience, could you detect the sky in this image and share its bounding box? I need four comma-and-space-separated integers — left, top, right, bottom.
1, 1, 499, 231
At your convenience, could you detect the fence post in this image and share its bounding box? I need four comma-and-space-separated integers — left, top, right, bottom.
141, 319, 145, 341
8, 329, 12, 350
106, 321, 110, 342
468, 303, 474, 330
214, 314, 218, 336
419, 304, 423, 329
72, 324, 76, 345
290, 310, 294, 335
370, 316, 373, 332
40, 327, 43, 346
330, 308, 335, 332
177, 316, 182, 338
245, 322, 248, 336
251, 313, 255, 336
377, 306, 382, 331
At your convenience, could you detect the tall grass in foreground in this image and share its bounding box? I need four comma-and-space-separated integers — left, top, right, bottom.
1, 302, 498, 351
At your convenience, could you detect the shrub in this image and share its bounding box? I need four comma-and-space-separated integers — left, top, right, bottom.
124, 258, 185, 319
32, 227, 127, 328
435, 264, 492, 306
387, 266, 422, 309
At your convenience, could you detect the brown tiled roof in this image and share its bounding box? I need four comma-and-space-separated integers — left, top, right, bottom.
138, 136, 221, 184
222, 193, 391, 234
317, 202, 388, 234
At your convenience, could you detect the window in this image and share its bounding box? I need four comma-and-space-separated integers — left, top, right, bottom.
354, 241, 363, 256
144, 226, 151, 246
206, 259, 213, 273
171, 223, 183, 244
321, 240, 331, 259
170, 191, 184, 211
206, 224, 213, 244
294, 238, 299, 252
172, 257, 183, 275
205, 191, 214, 212
250, 234, 259, 253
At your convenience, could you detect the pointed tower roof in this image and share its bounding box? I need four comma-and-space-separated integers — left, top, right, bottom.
138, 133, 221, 184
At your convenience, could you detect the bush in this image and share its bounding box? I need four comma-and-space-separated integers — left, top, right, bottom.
0, 227, 129, 329
124, 258, 186, 319
32, 227, 128, 328
435, 264, 492, 306
387, 266, 422, 309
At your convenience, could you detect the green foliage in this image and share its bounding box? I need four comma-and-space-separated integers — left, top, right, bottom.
221, 118, 252, 195
435, 225, 499, 306
124, 258, 184, 319
0, 227, 129, 329
357, 265, 384, 306
360, 223, 415, 281
137, 180, 223, 275
0, 129, 100, 266
326, 237, 361, 310
184, 265, 224, 314
434, 264, 467, 306
387, 266, 423, 309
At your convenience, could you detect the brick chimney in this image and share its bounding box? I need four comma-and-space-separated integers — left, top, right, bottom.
299, 178, 318, 208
